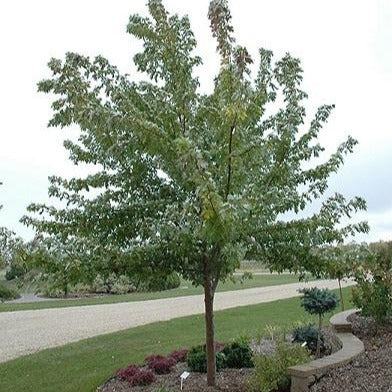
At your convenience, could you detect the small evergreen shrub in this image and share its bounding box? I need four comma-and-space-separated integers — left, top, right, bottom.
292, 324, 327, 355
186, 349, 207, 373
169, 349, 188, 362
249, 343, 309, 392
117, 365, 155, 385
186, 344, 227, 373
222, 341, 254, 368
299, 287, 339, 357
145, 355, 176, 374
299, 287, 340, 318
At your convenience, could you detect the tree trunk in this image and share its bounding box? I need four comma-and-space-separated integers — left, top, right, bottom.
316, 313, 322, 358
203, 268, 216, 386
338, 278, 344, 311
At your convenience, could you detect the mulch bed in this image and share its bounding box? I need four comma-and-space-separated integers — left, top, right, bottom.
98, 317, 392, 392
310, 314, 392, 392
97, 362, 253, 392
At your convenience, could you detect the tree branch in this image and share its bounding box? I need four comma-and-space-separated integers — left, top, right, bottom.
225, 113, 237, 200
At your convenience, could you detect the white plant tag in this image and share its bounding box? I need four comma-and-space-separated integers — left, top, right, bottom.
181, 371, 190, 380
180, 371, 190, 390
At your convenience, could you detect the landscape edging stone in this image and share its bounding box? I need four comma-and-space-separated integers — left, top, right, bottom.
287, 308, 364, 392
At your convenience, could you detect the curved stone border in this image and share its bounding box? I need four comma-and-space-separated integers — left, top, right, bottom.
287, 309, 364, 392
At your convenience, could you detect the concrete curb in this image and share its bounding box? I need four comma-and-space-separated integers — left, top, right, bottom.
288, 309, 364, 392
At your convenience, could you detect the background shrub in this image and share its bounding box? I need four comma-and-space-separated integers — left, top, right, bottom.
249, 343, 309, 392
138, 272, 181, 292
186, 344, 226, 373
91, 273, 135, 295
116, 365, 155, 386
222, 341, 254, 368
91, 274, 107, 293
5, 264, 26, 281
111, 275, 135, 295
0, 282, 20, 302
292, 324, 328, 356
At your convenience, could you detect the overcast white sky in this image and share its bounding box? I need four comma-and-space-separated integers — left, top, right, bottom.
0, 0, 391, 242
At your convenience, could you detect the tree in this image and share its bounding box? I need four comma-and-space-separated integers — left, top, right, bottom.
0, 181, 19, 270
310, 245, 355, 311
26, 236, 85, 297
0, 182, 7, 269
23, 0, 368, 385
299, 287, 339, 357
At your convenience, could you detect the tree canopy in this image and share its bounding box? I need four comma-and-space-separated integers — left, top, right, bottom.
23, 0, 368, 385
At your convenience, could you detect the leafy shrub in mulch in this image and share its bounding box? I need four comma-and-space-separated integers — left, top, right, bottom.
249, 343, 310, 392
116, 365, 156, 386
145, 355, 165, 366
168, 349, 188, 362
292, 324, 328, 355
222, 341, 254, 368
186, 343, 227, 373
352, 241, 392, 324
145, 355, 176, 374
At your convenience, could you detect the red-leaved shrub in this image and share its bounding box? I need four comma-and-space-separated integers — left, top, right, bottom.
153, 357, 176, 374
169, 349, 189, 362
144, 354, 166, 366
144, 354, 176, 374
116, 365, 155, 385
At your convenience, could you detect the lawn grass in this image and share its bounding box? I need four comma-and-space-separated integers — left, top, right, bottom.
0, 287, 352, 392
0, 273, 308, 312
